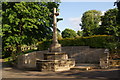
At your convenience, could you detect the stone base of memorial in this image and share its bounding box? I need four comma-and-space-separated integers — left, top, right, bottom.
36, 52, 75, 71
36, 59, 75, 71
50, 43, 61, 52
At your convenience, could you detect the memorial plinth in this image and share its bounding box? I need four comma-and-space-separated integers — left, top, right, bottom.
36, 51, 75, 71
36, 8, 75, 71
37, 59, 75, 71
44, 52, 68, 60
50, 43, 61, 52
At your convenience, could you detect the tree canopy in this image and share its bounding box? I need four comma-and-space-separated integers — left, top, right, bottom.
100, 8, 119, 37
117, 1, 120, 25
62, 28, 77, 38
80, 10, 102, 36
2, 2, 60, 57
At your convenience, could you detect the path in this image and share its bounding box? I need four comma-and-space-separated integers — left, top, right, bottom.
1, 59, 120, 79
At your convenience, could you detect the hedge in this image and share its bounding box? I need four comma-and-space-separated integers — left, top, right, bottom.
37, 35, 115, 51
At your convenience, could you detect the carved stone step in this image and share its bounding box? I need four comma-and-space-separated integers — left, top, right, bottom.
36, 59, 75, 71
44, 52, 68, 60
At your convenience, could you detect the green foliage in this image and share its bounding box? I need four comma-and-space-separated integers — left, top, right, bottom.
86, 35, 113, 48
37, 40, 52, 51
62, 28, 78, 38
57, 31, 63, 40
77, 30, 83, 37
117, 1, 120, 25
59, 38, 86, 46
18, 49, 38, 56
37, 35, 114, 50
80, 10, 102, 36
3, 49, 38, 64
2, 2, 60, 58
100, 8, 120, 37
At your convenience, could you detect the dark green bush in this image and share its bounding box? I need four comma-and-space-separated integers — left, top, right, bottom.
37, 40, 52, 51
87, 35, 113, 48
37, 35, 115, 50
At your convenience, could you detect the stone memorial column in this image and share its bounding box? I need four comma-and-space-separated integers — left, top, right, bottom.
36, 8, 75, 72
50, 8, 61, 52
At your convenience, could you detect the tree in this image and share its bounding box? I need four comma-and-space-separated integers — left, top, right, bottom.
100, 8, 120, 50
77, 30, 83, 37
117, 1, 120, 25
100, 8, 119, 37
80, 10, 102, 36
116, 1, 120, 42
2, 2, 60, 57
62, 28, 77, 38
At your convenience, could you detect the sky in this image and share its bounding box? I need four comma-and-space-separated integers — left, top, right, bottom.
57, 2, 117, 32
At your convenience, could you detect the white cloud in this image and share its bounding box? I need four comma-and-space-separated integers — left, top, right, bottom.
69, 17, 80, 21
68, 15, 82, 31
101, 11, 106, 15
68, 11, 106, 31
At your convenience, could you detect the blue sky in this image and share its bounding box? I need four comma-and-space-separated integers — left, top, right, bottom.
57, 2, 117, 32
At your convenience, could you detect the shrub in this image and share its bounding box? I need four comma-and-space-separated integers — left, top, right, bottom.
37, 35, 114, 50
37, 40, 52, 51
86, 35, 113, 48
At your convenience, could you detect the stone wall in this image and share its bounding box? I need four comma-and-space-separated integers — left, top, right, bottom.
17, 52, 36, 69
17, 50, 48, 69
17, 46, 105, 69
62, 46, 105, 63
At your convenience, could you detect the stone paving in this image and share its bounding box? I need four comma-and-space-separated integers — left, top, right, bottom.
1, 59, 120, 79
2, 66, 120, 79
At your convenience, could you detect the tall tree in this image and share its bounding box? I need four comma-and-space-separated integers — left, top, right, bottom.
62, 28, 77, 38
116, 0, 120, 25
80, 10, 102, 36
116, 1, 120, 42
100, 8, 119, 37
2, 2, 60, 57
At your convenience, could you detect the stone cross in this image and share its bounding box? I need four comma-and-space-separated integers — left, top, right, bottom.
53, 8, 59, 44
50, 8, 61, 52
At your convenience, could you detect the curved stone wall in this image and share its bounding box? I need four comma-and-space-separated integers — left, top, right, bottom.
17, 46, 105, 69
